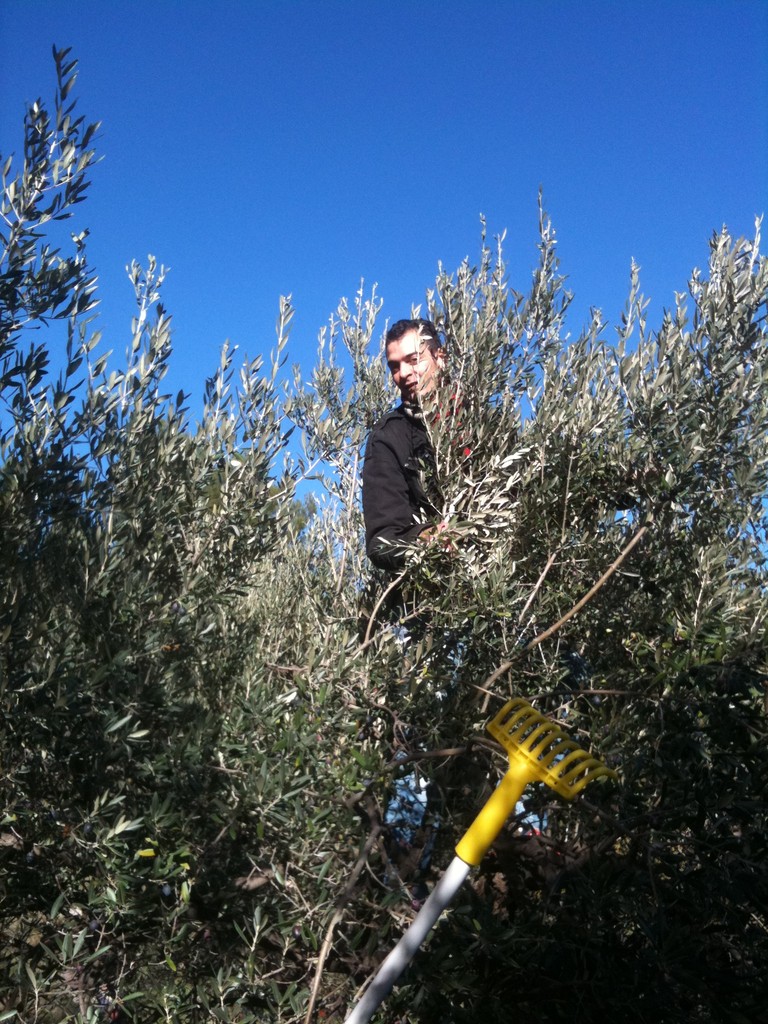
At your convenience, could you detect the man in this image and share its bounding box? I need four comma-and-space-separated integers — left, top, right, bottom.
362, 318, 447, 573
361, 318, 448, 904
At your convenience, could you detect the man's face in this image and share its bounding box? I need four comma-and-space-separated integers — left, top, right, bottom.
386, 328, 444, 403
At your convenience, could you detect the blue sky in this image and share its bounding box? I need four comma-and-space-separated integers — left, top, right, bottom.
2, 0, 766, 411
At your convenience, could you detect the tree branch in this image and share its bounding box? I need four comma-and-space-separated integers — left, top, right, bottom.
481, 520, 650, 696
304, 797, 384, 1024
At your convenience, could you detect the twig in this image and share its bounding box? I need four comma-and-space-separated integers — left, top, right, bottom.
524, 522, 649, 653
480, 520, 650, 696
517, 550, 558, 626
385, 734, 501, 769
560, 452, 575, 545
481, 662, 514, 693
304, 801, 384, 1024
385, 745, 467, 767
335, 451, 360, 596
468, 679, 505, 703
363, 568, 408, 645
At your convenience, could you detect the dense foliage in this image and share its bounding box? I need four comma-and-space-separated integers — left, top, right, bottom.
2, 50, 766, 1024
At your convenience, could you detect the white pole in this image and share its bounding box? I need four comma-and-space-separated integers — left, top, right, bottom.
344, 856, 471, 1024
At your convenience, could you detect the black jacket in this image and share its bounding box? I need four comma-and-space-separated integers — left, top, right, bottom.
362, 404, 440, 571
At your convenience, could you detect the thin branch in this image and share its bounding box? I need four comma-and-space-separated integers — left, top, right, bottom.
560, 451, 575, 545
304, 800, 383, 1024
517, 550, 558, 626
524, 521, 649, 653
335, 449, 360, 596
386, 744, 466, 768
362, 567, 408, 645
481, 520, 650, 694
385, 734, 501, 768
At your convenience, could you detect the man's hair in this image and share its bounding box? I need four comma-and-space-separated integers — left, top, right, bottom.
385, 318, 442, 352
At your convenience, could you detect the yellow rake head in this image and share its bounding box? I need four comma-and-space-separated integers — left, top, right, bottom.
455, 697, 617, 866
487, 697, 617, 801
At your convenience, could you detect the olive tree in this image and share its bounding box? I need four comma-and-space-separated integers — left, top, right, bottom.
2, 48, 766, 1024
277, 216, 767, 1024
1, 50, 301, 1023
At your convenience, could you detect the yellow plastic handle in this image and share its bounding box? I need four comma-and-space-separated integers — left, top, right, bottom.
455, 759, 530, 866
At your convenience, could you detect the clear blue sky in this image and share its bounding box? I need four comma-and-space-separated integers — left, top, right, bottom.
2, 0, 766, 410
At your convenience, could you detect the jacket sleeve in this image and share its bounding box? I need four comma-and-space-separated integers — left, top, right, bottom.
362, 429, 428, 572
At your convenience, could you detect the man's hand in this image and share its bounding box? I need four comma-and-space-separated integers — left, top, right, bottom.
418, 520, 456, 551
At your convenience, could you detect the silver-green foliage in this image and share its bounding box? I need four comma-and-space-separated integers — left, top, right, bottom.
2, 48, 767, 1024
0, 51, 304, 1023
277, 214, 768, 1022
